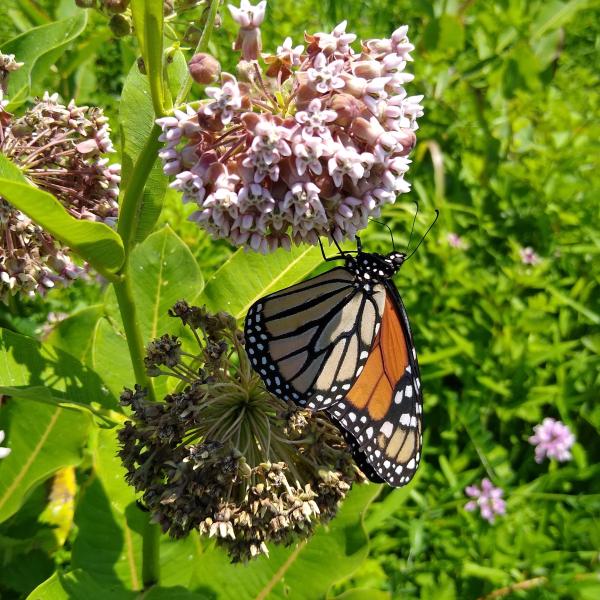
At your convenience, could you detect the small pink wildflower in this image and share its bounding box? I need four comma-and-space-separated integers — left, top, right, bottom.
447, 232, 468, 249
529, 418, 575, 463
464, 478, 506, 524
520, 246, 541, 265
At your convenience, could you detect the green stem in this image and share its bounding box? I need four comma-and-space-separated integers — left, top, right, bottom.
142, 519, 161, 589
117, 123, 163, 253
175, 0, 222, 107
113, 270, 156, 403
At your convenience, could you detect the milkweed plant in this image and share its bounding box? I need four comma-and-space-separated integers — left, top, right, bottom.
0, 0, 595, 598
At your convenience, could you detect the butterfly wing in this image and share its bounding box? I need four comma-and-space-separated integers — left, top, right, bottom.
327, 280, 423, 487
244, 266, 386, 410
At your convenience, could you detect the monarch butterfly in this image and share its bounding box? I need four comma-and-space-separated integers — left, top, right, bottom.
244, 233, 427, 487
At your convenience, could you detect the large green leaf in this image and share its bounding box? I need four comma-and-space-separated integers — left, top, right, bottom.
27, 570, 136, 600
46, 305, 105, 365
71, 427, 201, 591
129, 226, 203, 344
0, 155, 125, 273
45, 305, 134, 399
119, 52, 188, 246
190, 484, 381, 599
199, 245, 326, 320
0, 391, 92, 524
0, 12, 87, 109
27, 570, 209, 600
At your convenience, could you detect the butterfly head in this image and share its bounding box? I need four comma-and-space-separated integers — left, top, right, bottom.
347, 250, 406, 282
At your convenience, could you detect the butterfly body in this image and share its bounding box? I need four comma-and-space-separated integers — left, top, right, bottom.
244, 246, 423, 487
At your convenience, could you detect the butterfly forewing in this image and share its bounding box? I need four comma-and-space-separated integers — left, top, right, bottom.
244, 267, 385, 409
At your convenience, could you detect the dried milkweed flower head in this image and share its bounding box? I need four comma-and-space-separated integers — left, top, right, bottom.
118, 302, 361, 562
0, 76, 120, 302
464, 478, 506, 524
529, 418, 575, 463
157, 4, 423, 253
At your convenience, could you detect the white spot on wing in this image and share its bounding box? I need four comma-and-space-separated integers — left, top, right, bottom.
380, 421, 393, 438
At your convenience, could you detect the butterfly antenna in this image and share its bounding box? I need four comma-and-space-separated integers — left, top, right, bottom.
368, 218, 395, 250
405, 209, 440, 260
405, 200, 419, 252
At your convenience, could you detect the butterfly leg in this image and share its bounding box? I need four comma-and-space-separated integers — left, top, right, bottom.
318, 237, 344, 262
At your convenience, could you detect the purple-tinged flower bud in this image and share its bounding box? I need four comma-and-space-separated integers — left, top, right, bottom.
352, 60, 383, 80
105, 0, 130, 13
188, 53, 221, 85
329, 93, 363, 127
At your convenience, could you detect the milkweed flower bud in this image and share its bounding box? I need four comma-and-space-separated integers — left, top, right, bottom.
118, 303, 361, 562
0, 82, 119, 302
188, 53, 221, 84
158, 17, 423, 252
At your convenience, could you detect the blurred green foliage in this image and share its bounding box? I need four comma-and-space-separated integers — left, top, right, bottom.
0, 0, 599, 598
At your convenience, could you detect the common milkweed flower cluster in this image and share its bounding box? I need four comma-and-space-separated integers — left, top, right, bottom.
464, 478, 506, 524
118, 302, 360, 562
157, 2, 423, 252
529, 418, 575, 463
0, 53, 119, 302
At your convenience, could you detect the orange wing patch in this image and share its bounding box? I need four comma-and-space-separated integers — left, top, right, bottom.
346, 293, 409, 419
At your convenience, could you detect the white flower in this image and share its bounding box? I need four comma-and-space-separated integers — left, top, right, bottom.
0, 430, 11, 459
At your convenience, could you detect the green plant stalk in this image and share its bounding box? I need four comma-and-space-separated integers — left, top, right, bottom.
175, 0, 222, 107
142, 517, 161, 589
113, 271, 157, 403
113, 4, 222, 587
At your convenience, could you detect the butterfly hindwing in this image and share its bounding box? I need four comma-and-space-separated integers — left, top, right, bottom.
327, 284, 423, 487
244, 267, 385, 410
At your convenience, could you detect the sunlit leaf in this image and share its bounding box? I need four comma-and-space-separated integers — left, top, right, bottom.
199, 245, 325, 320
0, 12, 87, 109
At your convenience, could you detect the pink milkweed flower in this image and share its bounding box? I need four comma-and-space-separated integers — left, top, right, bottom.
529, 418, 575, 463
295, 98, 337, 137
328, 145, 372, 187
464, 478, 506, 524
204, 76, 243, 125
275, 37, 303, 67
157, 20, 422, 252
314, 21, 357, 56
307, 53, 345, 94
293, 136, 327, 176
228, 0, 266, 29
520, 246, 541, 265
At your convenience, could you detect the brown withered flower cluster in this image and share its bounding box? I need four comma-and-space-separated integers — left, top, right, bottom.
0, 54, 119, 302
118, 302, 361, 562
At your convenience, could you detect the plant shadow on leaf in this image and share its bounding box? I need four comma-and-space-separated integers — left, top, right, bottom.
0, 328, 117, 410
